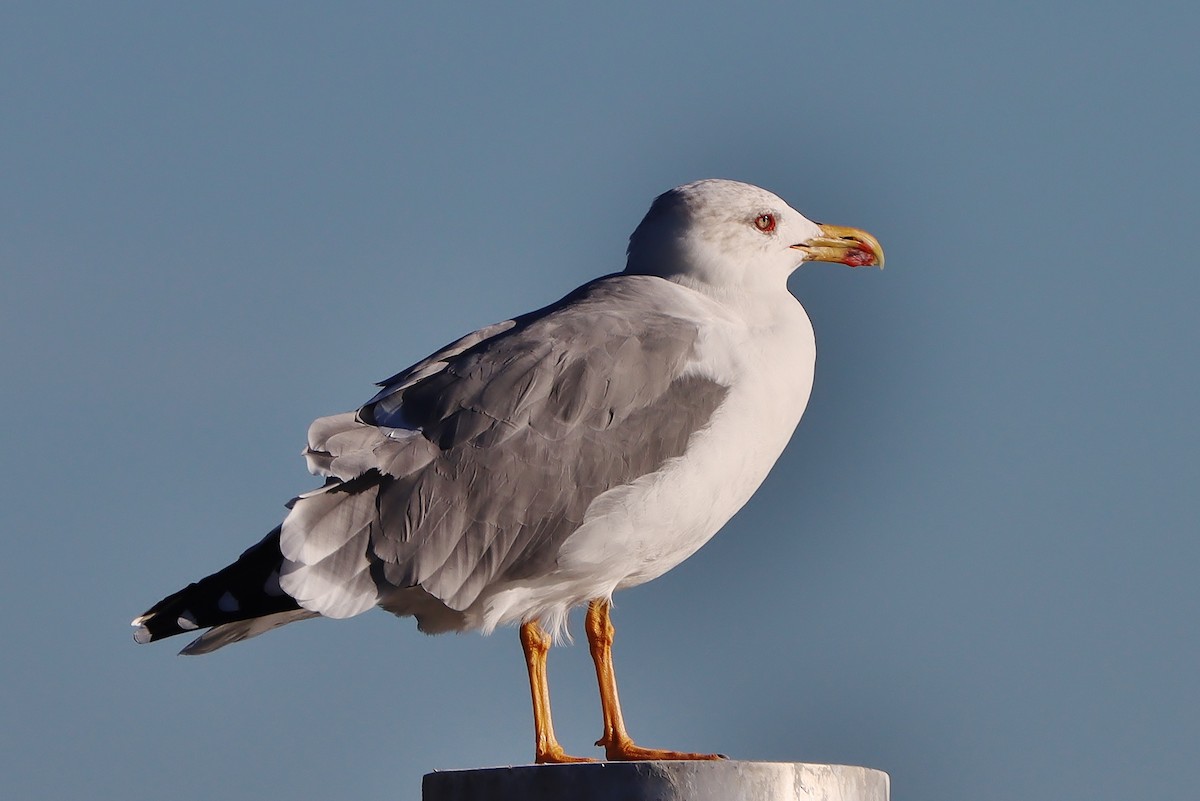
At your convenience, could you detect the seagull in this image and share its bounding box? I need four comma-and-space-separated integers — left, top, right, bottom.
132, 179, 883, 763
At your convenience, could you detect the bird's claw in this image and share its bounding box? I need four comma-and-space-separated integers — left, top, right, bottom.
535, 746, 597, 764
596, 734, 725, 761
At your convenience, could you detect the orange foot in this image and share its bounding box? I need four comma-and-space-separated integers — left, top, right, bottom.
598, 735, 725, 761
535, 745, 597, 764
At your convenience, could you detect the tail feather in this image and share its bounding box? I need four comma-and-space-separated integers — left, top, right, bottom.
132, 526, 307, 653
178, 609, 320, 655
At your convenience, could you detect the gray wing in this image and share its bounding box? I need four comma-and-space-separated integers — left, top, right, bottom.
278, 275, 729, 619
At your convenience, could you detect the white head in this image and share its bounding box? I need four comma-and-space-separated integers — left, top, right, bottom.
624, 179, 882, 296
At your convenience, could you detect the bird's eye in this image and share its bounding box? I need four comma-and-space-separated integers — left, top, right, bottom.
754, 213, 777, 233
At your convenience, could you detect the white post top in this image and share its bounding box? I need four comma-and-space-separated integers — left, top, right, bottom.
423, 760, 890, 801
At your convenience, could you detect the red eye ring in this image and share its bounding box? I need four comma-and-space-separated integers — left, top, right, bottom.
754, 213, 777, 233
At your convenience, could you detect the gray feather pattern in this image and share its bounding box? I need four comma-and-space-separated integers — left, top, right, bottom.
280, 275, 729, 621
180, 609, 319, 655
278, 480, 381, 617
369, 319, 519, 399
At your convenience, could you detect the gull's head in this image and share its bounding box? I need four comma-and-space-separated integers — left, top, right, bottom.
625, 179, 883, 295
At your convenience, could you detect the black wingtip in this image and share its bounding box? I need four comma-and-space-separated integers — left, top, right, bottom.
130, 526, 300, 648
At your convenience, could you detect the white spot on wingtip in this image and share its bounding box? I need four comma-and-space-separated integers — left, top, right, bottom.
133, 626, 152, 644
176, 613, 199, 631
217, 591, 239, 612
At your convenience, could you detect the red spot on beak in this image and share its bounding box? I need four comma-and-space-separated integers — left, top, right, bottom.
842, 248, 877, 267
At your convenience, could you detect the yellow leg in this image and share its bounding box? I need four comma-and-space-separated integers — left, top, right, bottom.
519, 620, 594, 764
585, 599, 724, 761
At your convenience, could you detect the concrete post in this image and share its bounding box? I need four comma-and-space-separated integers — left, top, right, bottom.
423, 761, 889, 801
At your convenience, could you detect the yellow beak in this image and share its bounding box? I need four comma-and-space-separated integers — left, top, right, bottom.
791, 223, 885, 268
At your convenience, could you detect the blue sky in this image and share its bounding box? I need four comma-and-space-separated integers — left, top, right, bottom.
2, 3, 1197, 800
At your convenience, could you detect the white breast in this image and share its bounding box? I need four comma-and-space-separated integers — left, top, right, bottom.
565, 291, 814, 581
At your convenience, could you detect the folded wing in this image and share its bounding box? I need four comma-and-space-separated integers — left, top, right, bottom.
280, 275, 729, 622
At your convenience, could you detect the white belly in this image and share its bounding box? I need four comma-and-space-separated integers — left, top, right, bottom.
475, 292, 816, 637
